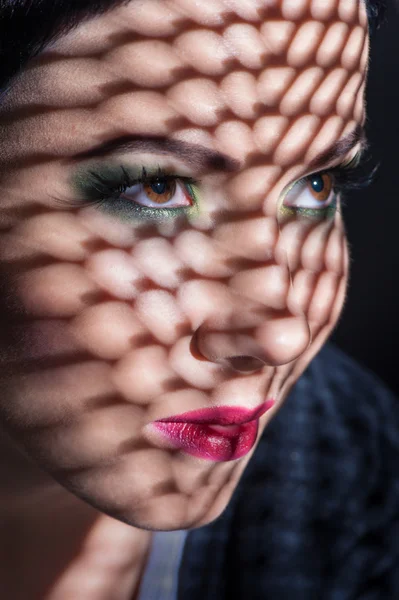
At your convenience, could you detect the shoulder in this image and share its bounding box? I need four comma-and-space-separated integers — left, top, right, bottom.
182, 347, 399, 598
253, 343, 399, 492
272, 342, 399, 452
235, 346, 399, 595
299, 342, 398, 411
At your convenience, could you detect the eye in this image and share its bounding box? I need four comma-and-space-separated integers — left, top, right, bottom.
69, 165, 201, 224
283, 172, 336, 211
121, 177, 194, 209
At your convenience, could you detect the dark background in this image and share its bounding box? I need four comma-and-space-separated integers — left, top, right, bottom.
333, 1, 399, 393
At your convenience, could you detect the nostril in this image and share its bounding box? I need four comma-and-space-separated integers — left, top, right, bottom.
189, 329, 209, 361
224, 356, 265, 373
193, 329, 269, 365
192, 315, 311, 369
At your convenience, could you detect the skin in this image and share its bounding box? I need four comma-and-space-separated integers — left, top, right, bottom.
0, 0, 369, 597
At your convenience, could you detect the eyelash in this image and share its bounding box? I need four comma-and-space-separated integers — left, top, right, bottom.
280, 152, 377, 218
323, 154, 378, 196
86, 166, 199, 205
71, 154, 376, 222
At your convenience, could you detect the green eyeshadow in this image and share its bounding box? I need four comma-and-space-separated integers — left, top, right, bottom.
71, 163, 200, 224
279, 200, 337, 221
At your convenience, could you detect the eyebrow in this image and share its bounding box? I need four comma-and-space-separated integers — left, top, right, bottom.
72, 125, 367, 174
72, 136, 241, 173
308, 124, 367, 171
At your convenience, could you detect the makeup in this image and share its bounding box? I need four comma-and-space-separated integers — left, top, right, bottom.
149, 400, 274, 462
280, 151, 377, 220
71, 164, 200, 223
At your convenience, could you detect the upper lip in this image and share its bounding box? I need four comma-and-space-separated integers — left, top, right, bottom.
155, 400, 273, 426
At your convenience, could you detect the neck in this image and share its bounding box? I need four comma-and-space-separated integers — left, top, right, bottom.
0, 426, 151, 600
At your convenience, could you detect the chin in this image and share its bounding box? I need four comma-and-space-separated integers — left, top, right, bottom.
61, 482, 234, 531
49, 450, 249, 531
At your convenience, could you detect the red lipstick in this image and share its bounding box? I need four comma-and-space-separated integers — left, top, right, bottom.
149, 400, 274, 462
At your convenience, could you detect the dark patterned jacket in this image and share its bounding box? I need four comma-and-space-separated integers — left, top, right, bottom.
179, 344, 399, 599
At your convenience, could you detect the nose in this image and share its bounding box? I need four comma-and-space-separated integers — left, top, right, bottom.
193, 311, 311, 373
178, 227, 312, 374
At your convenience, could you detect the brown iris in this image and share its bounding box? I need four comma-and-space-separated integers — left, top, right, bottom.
143, 179, 176, 204
306, 173, 333, 202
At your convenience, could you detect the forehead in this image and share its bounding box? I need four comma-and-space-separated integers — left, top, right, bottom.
0, 0, 369, 166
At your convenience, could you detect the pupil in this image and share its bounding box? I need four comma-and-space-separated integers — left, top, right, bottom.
310, 175, 324, 193
151, 180, 167, 195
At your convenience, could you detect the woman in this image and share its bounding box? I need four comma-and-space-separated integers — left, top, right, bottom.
0, 0, 398, 598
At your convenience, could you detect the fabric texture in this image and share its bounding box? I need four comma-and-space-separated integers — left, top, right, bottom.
137, 530, 187, 600
178, 344, 399, 599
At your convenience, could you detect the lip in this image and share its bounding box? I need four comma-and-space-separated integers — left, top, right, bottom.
149, 400, 274, 462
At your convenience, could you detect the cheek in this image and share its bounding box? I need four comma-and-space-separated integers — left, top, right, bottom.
0, 0, 367, 531
0, 201, 344, 392
277, 209, 348, 381
0, 185, 346, 530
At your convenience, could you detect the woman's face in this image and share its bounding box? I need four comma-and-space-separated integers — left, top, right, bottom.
0, 0, 368, 529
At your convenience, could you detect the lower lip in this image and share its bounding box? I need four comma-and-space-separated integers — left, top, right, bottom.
151, 414, 267, 462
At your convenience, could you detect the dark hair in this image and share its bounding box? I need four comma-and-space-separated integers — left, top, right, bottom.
0, 0, 130, 92
0, 0, 388, 92
367, 0, 387, 33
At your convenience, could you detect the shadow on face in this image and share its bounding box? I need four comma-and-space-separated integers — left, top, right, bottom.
0, 0, 368, 530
